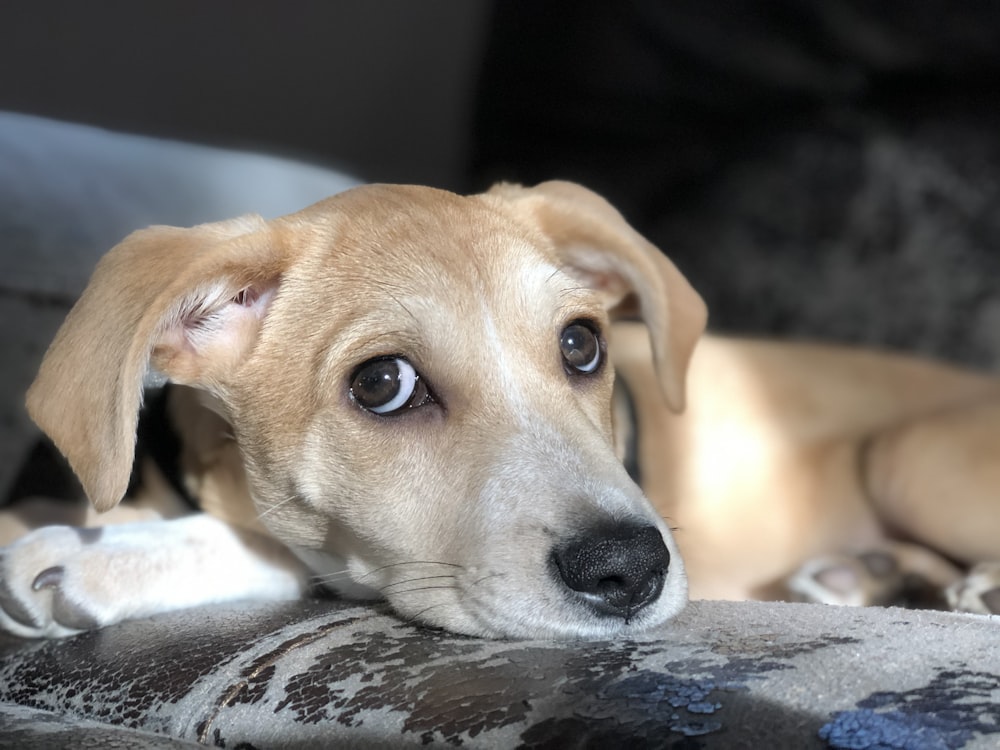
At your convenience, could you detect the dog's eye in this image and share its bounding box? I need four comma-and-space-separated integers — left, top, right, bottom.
350, 357, 432, 415
560, 321, 602, 374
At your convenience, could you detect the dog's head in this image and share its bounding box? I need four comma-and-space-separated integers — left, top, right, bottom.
27, 181, 707, 638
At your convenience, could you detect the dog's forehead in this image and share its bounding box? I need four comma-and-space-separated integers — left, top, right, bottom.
287, 184, 591, 314
273, 185, 605, 372
313, 184, 548, 273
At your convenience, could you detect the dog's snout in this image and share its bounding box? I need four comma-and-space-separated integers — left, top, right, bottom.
551, 524, 669, 620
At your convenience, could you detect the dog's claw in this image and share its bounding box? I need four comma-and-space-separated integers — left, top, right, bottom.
32, 566, 65, 591
0, 568, 42, 629
0, 528, 104, 638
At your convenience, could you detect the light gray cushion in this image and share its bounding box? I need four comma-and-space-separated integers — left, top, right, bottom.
0, 111, 358, 495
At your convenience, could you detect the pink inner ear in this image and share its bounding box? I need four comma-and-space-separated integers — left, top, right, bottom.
154, 279, 278, 382
232, 287, 263, 307
184, 282, 275, 341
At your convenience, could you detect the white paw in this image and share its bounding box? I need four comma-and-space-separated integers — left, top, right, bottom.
946, 562, 1000, 615
785, 551, 907, 607
0, 515, 311, 639
786, 548, 956, 610
0, 525, 117, 638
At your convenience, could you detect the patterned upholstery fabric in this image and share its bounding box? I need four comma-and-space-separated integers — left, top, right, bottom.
2, 599, 998, 748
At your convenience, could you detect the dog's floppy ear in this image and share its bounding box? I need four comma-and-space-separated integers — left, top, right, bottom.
26, 215, 290, 512
492, 180, 708, 411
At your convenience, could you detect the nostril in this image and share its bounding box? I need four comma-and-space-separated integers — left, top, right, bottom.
551, 524, 669, 619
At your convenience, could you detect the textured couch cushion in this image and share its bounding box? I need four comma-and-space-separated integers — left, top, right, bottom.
1, 599, 998, 748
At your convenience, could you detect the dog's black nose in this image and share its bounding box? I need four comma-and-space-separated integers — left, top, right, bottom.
551, 523, 669, 620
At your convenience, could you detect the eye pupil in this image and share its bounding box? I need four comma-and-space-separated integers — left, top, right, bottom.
353, 361, 401, 408
560, 322, 601, 374
350, 356, 429, 415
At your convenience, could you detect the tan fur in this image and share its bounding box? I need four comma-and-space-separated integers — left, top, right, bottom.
6, 181, 1000, 639
614, 325, 1000, 600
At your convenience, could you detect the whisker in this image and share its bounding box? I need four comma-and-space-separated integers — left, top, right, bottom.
384, 583, 460, 596
365, 560, 464, 575
310, 569, 357, 586
659, 514, 682, 533
557, 284, 591, 298
348, 328, 415, 354
404, 602, 450, 627
385, 291, 420, 328
310, 560, 463, 592
311, 560, 464, 586
379, 574, 458, 594
256, 494, 297, 520
469, 572, 505, 587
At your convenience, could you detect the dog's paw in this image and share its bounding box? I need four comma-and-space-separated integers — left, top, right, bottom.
786, 544, 964, 610
0, 515, 311, 639
946, 562, 1000, 615
0, 526, 123, 638
786, 551, 908, 607
785, 550, 949, 609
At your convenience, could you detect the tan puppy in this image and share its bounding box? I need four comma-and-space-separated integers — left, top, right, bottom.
1, 181, 999, 640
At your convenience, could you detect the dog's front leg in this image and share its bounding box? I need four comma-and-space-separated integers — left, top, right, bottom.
0, 514, 310, 638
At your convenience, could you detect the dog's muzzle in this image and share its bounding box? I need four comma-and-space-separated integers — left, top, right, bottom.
550, 523, 669, 621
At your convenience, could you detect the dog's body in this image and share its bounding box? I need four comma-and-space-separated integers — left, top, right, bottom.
2, 181, 999, 640
617, 327, 1000, 604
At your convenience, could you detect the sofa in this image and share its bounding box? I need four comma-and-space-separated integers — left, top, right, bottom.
1, 109, 999, 750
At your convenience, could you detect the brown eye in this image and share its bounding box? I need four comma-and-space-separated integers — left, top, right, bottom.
350, 357, 430, 415
560, 322, 602, 374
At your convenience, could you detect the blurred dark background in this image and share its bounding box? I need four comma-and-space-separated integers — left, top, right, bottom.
2, 0, 1000, 359
0, 1, 490, 188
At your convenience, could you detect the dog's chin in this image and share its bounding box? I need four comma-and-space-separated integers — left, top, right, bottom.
399, 598, 688, 641
293, 547, 688, 639
387, 579, 690, 641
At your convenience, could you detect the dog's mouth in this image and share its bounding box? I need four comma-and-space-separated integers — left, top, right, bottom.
294, 541, 683, 640
284, 429, 686, 639
305, 520, 684, 640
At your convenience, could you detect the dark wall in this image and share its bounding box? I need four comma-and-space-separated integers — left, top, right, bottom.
0, 1, 490, 190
